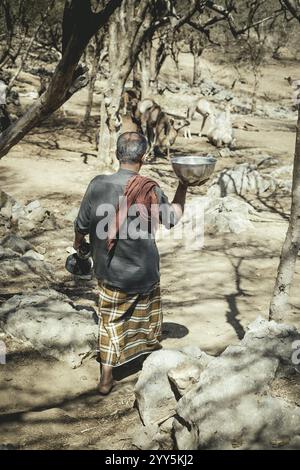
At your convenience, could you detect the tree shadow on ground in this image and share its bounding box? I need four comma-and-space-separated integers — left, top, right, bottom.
224, 256, 248, 340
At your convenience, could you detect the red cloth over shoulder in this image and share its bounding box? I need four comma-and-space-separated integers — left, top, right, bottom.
107, 174, 160, 252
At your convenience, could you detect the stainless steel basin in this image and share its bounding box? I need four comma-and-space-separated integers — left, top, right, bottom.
171, 155, 217, 186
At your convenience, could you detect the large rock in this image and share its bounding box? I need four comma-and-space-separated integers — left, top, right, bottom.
22, 249, 44, 261
274, 46, 295, 60
174, 318, 300, 450
205, 195, 254, 234
0, 190, 21, 220
0, 289, 98, 368
256, 103, 296, 120
175, 195, 255, 236
0, 246, 19, 260
169, 346, 213, 396
133, 419, 175, 450
0, 234, 53, 292
132, 424, 161, 450
0, 254, 54, 289
17, 200, 55, 235
135, 350, 187, 426
272, 165, 293, 194
0, 191, 56, 235
197, 78, 234, 102
64, 207, 79, 222
0, 234, 33, 254
209, 163, 276, 198
134, 347, 213, 426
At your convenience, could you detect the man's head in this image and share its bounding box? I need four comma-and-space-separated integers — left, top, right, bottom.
116, 132, 148, 169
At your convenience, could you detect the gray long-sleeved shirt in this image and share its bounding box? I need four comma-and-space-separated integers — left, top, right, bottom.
75, 168, 177, 294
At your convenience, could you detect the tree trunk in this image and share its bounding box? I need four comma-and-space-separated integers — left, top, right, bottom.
97, 91, 122, 170
192, 50, 202, 85
251, 71, 259, 114
170, 40, 181, 83
97, 18, 121, 169
83, 57, 99, 125
132, 61, 141, 90
269, 106, 300, 321
97, 0, 158, 169
0, 0, 122, 160
97, 95, 112, 166
154, 39, 167, 83
149, 39, 157, 89
83, 38, 102, 125
140, 42, 151, 99
99, 78, 124, 169
0, 0, 15, 67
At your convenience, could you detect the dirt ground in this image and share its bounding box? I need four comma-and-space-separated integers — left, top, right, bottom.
0, 51, 299, 449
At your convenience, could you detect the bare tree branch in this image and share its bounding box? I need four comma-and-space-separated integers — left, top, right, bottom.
7, 0, 56, 91
0, 0, 122, 159
280, 0, 300, 22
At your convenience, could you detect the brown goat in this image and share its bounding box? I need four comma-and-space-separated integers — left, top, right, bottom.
132, 99, 188, 158
121, 88, 141, 116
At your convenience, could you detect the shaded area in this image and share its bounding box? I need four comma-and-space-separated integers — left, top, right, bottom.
161, 322, 189, 340
224, 257, 248, 340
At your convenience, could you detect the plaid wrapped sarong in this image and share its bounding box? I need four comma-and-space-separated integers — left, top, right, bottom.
97, 282, 163, 367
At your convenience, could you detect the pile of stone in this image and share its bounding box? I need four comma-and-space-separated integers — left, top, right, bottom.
0, 233, 54, 294
189, 76, 297, 120
0, 288, 98, 368
171, 161, 284, 236
174, 194, 255, 237
205, 195, 255, 234
0, 190, 57, 236
208, 163, 276, 198
255, 103, 297, 120
133, 318, 300, 450
196, 79, 234, 103
271, 165, 293, 194
0, 226, 97, 368
1, 233, 42, 258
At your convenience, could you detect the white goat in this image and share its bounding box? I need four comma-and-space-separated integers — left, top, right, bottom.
184, 98, 215, 139
206, 105, 235, 148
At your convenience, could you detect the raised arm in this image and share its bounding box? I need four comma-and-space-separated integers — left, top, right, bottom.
171, 181, 188, 221
171, 178, 209, 222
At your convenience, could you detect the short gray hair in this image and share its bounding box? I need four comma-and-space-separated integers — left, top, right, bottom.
116, 132, 147, 163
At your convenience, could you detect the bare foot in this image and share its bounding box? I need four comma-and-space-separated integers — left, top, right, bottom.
98, 363, 113, 395
98, 380, 114, 395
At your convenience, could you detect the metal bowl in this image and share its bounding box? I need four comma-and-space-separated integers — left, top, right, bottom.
171, 155, 217, 186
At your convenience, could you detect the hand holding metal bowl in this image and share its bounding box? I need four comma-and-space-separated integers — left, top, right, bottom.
171, 155, 217, 187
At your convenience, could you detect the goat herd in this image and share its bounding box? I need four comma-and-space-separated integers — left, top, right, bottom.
119, 88, 236, 160
0, 74, 236, 159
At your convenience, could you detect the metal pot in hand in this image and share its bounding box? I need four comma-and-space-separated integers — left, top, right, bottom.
171, 155, 217, 186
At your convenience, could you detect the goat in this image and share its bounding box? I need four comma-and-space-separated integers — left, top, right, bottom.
285, 76, 300, 108
184, 98, 215, 139
131, 98, 158, 135
132, 98, 188, 158
121, 88, 141, 116
206, 105, 235, 148
154, 113, 188, 159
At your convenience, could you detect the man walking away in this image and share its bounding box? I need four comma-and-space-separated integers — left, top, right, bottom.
74, 132, 190, 395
